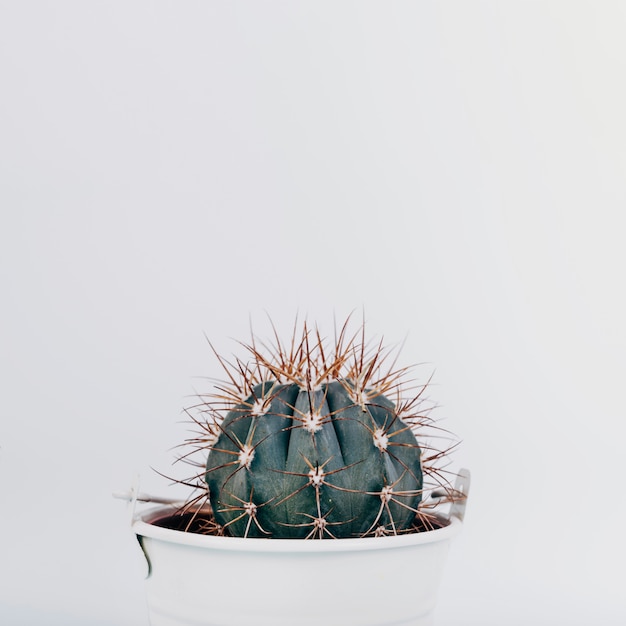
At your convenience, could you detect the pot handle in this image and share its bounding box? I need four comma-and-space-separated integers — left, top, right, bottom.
112, 476, 150, 577
449, 468, 471, 522
112, 474, 142, 525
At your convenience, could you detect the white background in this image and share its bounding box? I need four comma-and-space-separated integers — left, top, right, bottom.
1, 1, 625, 624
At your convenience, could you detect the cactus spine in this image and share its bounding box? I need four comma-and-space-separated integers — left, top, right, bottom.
189, 319, 448, 539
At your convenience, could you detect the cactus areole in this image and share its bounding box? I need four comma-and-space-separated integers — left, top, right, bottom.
192, 320, 448, 540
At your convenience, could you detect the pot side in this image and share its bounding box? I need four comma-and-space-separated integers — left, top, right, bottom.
133, 508, 463, 626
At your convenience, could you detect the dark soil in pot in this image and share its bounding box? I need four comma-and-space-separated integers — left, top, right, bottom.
148, 507, 450, 537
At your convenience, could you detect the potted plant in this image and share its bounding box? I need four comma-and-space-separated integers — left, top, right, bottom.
118, 317, 470, 626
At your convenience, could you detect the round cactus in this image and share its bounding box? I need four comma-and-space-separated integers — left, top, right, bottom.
188, 318, 449, 539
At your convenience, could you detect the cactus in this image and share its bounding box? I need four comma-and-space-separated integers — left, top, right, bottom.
184, 318, 453, 539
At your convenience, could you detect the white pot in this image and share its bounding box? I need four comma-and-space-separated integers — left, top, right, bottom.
129, 470, 469, 626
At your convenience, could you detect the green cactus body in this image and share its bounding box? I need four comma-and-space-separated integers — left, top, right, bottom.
205, 379, 423, 539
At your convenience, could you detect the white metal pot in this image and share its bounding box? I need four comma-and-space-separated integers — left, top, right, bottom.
130, 470, 469, 626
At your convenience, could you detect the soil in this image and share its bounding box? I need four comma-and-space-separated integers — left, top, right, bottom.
149, 508, 450, 537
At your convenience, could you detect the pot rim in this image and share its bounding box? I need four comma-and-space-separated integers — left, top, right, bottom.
133, 506, 463, 553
